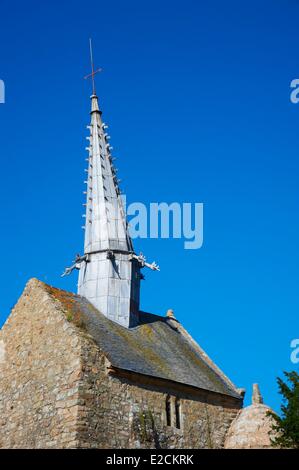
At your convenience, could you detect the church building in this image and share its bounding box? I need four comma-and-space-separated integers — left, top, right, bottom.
0, 46, 275, 448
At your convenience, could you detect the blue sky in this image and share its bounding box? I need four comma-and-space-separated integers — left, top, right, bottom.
0, 0, 298, 412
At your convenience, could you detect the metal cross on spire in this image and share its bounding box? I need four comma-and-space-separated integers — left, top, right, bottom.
84, 38, 102, 95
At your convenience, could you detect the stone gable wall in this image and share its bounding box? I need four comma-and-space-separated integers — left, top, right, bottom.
0, 279, 83, 448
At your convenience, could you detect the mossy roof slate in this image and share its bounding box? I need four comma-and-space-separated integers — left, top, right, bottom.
47, 285, 241, 399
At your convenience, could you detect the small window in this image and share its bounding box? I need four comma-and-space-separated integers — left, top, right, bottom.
175, 398, 181, 429
166, 395, 171, 426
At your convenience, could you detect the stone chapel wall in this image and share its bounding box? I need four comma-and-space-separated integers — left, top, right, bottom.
77, 339, 241, 449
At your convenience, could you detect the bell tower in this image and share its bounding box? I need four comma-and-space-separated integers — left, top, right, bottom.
62, 40, 159, 327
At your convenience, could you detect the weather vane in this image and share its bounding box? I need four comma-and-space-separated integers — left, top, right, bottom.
84, 38, 102, 95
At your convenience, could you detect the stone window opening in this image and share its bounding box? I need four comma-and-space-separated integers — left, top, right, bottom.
166, 395, 171, 426
165, 395, 182, 430
175, 398, 181, 429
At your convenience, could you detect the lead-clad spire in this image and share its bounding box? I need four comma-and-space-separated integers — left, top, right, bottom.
62, 40, 159, 328
82, 92, 132, 254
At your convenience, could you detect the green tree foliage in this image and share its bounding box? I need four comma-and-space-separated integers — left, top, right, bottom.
268, 371, 299, 448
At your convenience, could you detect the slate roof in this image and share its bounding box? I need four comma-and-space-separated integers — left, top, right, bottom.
46, 285, 241, 399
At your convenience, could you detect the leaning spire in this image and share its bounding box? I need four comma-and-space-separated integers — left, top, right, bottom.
62, 40, 159, 328
81, 42, 132, 256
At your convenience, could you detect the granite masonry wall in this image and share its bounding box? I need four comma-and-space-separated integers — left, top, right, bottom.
78, 344, 240, 449
0, 279, 241, 449
0, 279, 83, 448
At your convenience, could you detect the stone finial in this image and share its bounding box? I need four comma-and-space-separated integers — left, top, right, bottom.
237, 388, 246, 399
252, 383, 263, 405
166, 309, 175, 319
